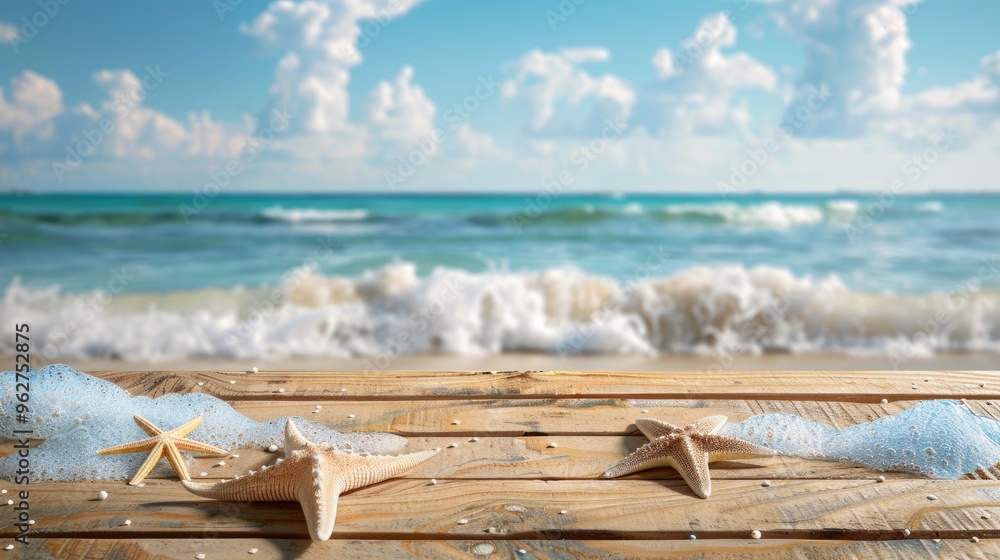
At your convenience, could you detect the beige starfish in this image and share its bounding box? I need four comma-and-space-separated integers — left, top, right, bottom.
96, 415, 228, 485
181, 419, 439, 541
601, 415, 775, 498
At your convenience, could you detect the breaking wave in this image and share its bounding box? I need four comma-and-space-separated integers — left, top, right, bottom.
3, 262, 998, 361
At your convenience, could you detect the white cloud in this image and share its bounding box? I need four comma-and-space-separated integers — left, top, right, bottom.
242, 0, 424, 136
501, 47, 635, 134
367, 65, 436, 146
637, 12, 776, 136
0, 71, 63, 135
0, 21, 18, 43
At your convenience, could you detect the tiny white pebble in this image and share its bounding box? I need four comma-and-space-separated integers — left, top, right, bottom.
197, 382, 205, 386
0, 489, 5, 494
559, 509, 568, 515
124, 519, 132, 526
4, 545, 13, 550
751, 530, 762, 539
982, 512, 992, 519
547, 442, 558, 448
927, 494, 937, 500
216, 461, 226, 467
251, 367, 258, 373
315, 404, 322, 409
200, 472, 208, 477
689, 535, 696, 540
137, 483, 145, 487
903, 528, 910, 537
196, 555, 206, 560
348, 414, 356, 418
487, 527, 498, 534
341, 387, 347, 392
231, 454, 240, 459
430, 479, 437, 485
971, 536, 980, 543
762, 481, 771, 487
881, 398, 888, 404
278, 388, 285, 393
248, 549, 258, 555
452, 420, 461, 425
876, 476, 886, 483
268, 444, 278, 453
434, 447, 442, 452
98, 491, 108, 501
6, 500, 12, 506
448, 442, 459, 448
230, 380, 236, 384
641, 409, 649, 414
517, 549, 527, 555
458, 519, 469, 525
933, 538, 941, 543
470, 437, 479, 442
28, 520, 34, 525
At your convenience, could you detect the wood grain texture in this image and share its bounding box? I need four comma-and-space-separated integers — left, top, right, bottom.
228, 397, 914, 435
5, 479, 1000, 540
19, 538, 998, 560
90, 369, 1000, 401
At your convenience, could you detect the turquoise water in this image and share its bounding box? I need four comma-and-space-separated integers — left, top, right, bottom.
1, 193, 998, 358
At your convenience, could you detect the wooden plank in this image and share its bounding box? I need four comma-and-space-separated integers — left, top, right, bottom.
228, 398, 911, 435
90, 370, 1000, 401
20, 538, 996, 560
0, 436, 907, 482
5, 479, 1000, 540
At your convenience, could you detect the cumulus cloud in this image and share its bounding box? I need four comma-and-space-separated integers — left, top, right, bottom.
0, 21, 18, 43
636, 12, 777, 136
0, 71, 63, 136
242, 0, 424, 136
501, 47, 635, 134
367, 65, 436, 146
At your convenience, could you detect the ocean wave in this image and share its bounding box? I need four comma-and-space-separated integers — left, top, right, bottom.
917, 201, 944, 213
258, 206, 370, 223
657, 202, 827, 228
3, 263, 998, 361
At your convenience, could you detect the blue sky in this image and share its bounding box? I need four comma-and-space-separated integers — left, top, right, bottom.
1, 0, 998, 192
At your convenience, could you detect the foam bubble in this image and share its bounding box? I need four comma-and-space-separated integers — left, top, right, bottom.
0, 365, 405, 482
722, 400, 1000, 478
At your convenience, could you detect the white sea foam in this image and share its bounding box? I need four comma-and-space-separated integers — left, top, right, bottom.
0, 365, 405, 482
661, 202, 824, 228
2, 263, 998, 360
917, 201, 944, 213
723, 400, 1000, 479
260, 206, 369, 223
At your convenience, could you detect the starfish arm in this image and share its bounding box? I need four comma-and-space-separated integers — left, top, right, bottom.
336, 448, 440, 492
284, 419, 313, 457
601, 439, 676, 478
96, 436, 159, 455
167, 415, 204, 438
129, 441, 166, 486
174, 437, 229, 457
181, 455, 306, 502
163, 440, 192, 482
300, 475, 345, 542
634, 418, 684, 440
699, 434, 776, 462
133, 415, 165, 437
686, 415, 728, 435
673, 439, 713, 499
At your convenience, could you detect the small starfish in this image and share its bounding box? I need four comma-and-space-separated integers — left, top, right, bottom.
601, 415, 775, 498
181, 419, 439, 541
96, 415, 228, 485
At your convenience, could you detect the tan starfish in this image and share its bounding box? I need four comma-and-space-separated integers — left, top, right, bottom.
96, 415, 228, 485
181, 419, 439, 541
601, 415, 775, 498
